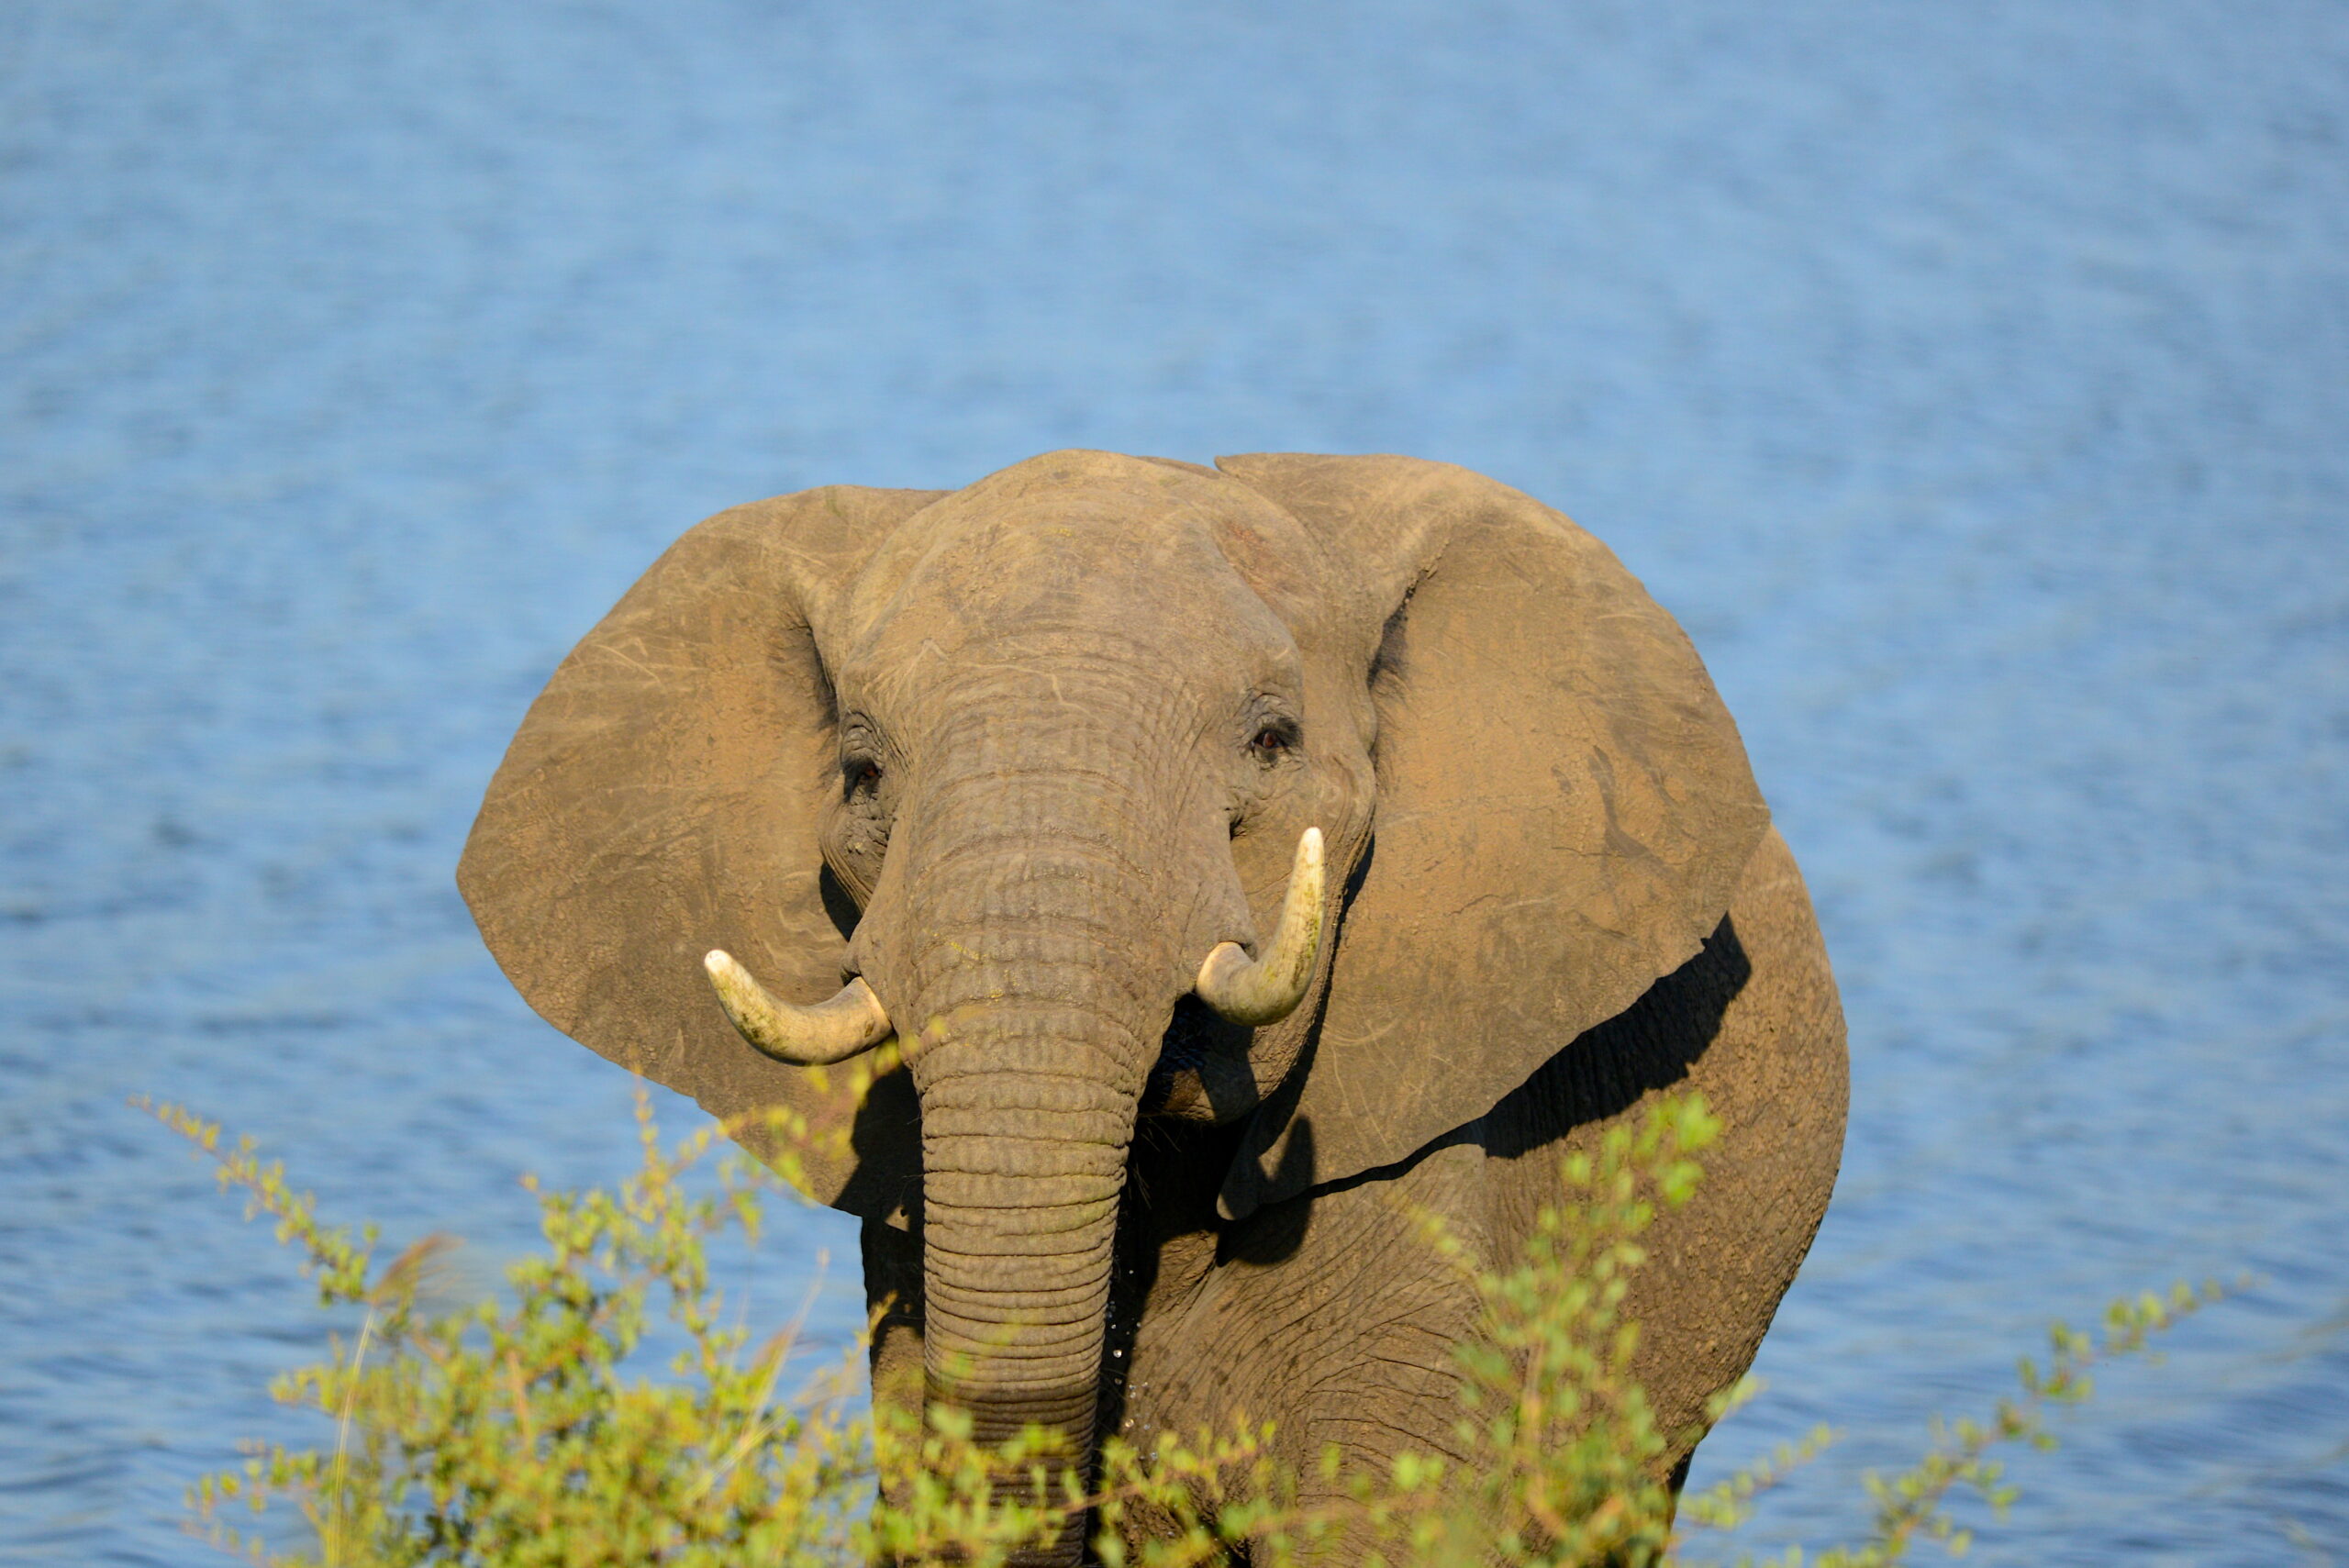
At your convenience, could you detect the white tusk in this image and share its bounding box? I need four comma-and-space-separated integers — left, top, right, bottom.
704, 951, 893, 1066
1195, 827, 1326, 1027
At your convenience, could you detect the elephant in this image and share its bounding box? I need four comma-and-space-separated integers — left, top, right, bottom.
458, 450, 1847, 1564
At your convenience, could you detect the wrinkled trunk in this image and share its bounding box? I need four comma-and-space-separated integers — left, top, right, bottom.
920, 1025, 1135, 1567
888, 752, 1175, 1566
922, 1014, 1130, 1436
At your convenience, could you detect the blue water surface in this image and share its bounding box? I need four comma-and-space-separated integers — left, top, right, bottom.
3, 3, 2344, 1562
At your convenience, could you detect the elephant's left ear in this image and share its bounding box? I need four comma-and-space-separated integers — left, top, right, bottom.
457, 484, 946, 1219
1212, 454, 1770, 1218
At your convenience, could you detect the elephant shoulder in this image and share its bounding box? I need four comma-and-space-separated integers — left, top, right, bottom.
1478, 828, 1847, 1205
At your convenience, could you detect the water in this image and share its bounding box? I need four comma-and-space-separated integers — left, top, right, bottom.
4, 3, 2343, 1561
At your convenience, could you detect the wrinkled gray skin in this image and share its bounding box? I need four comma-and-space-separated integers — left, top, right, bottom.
461, 451, 1847, 1565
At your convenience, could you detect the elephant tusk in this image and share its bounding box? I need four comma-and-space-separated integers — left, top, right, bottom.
704, 952, 893, 1065
1195, 827, 1325, 1027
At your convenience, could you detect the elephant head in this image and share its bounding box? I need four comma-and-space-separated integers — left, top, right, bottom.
459, 450, 1767, 1539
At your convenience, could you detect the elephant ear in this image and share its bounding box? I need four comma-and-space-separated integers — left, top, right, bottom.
1212, 454, 1769, 1218
458, 485, 947, 1219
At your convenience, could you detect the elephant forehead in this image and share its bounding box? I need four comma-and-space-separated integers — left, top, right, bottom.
841, 458, 1311, 666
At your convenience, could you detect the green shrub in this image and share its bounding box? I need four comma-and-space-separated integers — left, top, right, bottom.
142, 1090, 2220, 1567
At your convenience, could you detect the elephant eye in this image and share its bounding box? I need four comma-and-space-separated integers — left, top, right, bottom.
843, 757, 884, 795
1251, 721, 1298, 759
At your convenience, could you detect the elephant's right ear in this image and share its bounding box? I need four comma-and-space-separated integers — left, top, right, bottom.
1211, 454, 1770, 1218
457, 486, 946, 1218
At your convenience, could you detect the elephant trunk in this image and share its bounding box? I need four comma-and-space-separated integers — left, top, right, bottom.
885, 759, 1181, 1564
920, 1032, 1131, 1444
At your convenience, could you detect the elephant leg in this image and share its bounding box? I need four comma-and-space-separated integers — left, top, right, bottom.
1114, 1141, 1497, 1562
1479, 829, 1848, 1474
860, 1215, 928, 1458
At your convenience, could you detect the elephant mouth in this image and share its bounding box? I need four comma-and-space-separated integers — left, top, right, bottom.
709, 826, 1328, 1093
1141, 996, 1255, 1117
